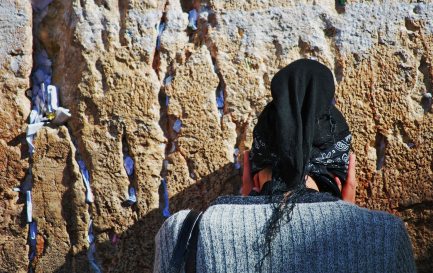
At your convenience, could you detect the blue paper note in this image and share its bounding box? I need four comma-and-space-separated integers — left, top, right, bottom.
126, 186, 137, 205
173, 119, 182, 133
78, 160, 94, 203
188, 9, 198, 30
26, 191, 32, 223
123, 156, 134, 177
233, 148, 241, 170
161, 178, 170, 218
28, 222, 37, 260
156, 22, 166, 50
87, 220, 102, 273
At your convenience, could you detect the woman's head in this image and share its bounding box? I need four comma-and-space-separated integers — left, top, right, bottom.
250, 59, 351, 197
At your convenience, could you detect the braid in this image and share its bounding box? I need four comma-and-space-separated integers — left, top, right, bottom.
253, 180, 308, 272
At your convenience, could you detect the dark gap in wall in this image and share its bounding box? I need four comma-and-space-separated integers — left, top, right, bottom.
152, 3, 168, 78
418, 56, 432, 113
118, 0, 129, 46
375, 132, 386, 171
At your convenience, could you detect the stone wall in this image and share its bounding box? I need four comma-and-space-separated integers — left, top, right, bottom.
1, 0, 432, 272
0, 0, 33, 272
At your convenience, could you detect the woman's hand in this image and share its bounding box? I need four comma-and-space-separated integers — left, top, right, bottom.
335, 153, 357, 204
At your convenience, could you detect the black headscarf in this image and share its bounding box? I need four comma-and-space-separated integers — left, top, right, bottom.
249, 59, 351, 197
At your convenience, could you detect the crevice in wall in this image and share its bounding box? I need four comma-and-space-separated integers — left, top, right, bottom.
418, 56, 432, 113
118, 0, 130, 46
152, 2, 168, 79
66, 125, 101, 272
193, 3, 227, 128
196, 2, 243, 173
396, 201, 433, 212
121, 132, 138, 211
154, 1, 178, 219
23, 2, 56, 271
374, 132, 386, 171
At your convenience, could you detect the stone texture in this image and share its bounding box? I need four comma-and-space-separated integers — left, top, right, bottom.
1, 0, 433, 272
32, 126, 89, 272
0, 1, 33, 272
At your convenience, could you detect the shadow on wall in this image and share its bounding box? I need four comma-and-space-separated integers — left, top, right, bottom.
50, 162, 433, 273
52, 163, 241, 273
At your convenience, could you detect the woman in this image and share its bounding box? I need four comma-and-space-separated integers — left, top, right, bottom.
153, 59, 416, 273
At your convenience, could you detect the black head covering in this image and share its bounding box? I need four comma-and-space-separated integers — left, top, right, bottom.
249, 59, 351, 197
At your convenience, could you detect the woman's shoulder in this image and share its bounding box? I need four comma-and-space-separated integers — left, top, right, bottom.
156, 210, 191, 236
202, 198, 406, 230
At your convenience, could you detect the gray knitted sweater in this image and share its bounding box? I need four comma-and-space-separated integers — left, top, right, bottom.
154, 196, 416, 273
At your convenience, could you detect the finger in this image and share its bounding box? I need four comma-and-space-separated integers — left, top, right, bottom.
342, 155, 356, 203
342, 183, 356, 204
334, 176, 342, 192
241, 150, 253, 196
253, 173, 261, 191
347, 153, 356, 186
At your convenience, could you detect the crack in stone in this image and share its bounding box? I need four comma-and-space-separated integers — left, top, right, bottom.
396, 201, 433, 212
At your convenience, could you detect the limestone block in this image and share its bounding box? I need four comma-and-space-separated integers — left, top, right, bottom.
32, 126, 89, 272
0, 0, 32, 272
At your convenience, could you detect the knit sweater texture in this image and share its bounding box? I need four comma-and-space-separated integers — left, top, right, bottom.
153, 196, 416, 273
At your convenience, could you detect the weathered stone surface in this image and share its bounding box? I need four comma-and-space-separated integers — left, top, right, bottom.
0, 0, 32, 272
1, 0, 433, 272
32, 126, 89, 272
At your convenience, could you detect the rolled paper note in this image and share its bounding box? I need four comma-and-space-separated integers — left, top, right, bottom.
127, 186, 137, 205
234, 148, 241, 170
26, 122, 45, 153
29, 109, 40, 124
168, 142, 176, 154
156, 22, 166, 50
26, 134, 35, 154
158, 22, 166, 36
172, 119, 182, 133
163, 75, 173, 85
165, 95, 170, 106
47, 85, 58, 110
188, 9, 198, 30
85, 187, 95, 204
87, 220, 95, 244
21, 172, 33, 192
86, 220, 102, 273
216, 86, 224, 109
26, 122, 45, 136
33, 68, 46, 84
162, 159, 169, 171
161, 178, 170, 218
28, 221, 37, 260
123, 156, 134, 177
52, 107, 71, 125
78, 160, 94, 203
41, 83, 47, 105
26, 191, 32, 223
33, 94, 43, 115
31, 0, 54, 12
